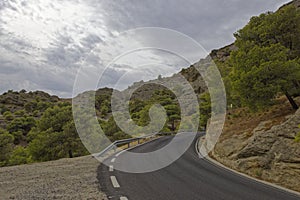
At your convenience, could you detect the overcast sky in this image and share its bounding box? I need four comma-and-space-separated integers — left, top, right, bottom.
0, 0, 290, 97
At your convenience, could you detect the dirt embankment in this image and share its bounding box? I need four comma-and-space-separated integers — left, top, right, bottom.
0, 156, 107, 200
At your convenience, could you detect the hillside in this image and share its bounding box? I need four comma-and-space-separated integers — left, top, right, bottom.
210, 97, 300, 192
201, 0, 300, 192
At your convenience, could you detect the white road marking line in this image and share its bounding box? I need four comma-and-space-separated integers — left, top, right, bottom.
116, 150, 126, 157
109, 165, 114, 172
110, 176, 120, 188
111, 158, 116, 163
120, 197, 128, 200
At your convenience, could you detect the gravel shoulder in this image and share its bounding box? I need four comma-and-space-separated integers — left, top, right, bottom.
0, 156, 108, 200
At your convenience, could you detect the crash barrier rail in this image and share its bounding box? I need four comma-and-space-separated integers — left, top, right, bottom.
95, 132, 174, 158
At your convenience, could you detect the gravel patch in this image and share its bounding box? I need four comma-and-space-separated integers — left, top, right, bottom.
0, 156, 108, 200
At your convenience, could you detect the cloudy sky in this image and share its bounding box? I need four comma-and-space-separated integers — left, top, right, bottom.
0, 0, 290, 97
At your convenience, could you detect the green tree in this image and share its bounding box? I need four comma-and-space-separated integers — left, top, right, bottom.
8, 117, 36, 135
28, 105, 88, 161
37, 106, 72, 132
164, 104, 180, 131
100, 117, 130, 141
14, 110, 25, 117
235, 6, 300, 59
62, 121, 88, 158
100, 100, 110, 117
230, 43, 300, 110
9, 146, 31, 166
3, 111, 14, 121
199, 92, 211, 129
0, 133, 14, 166
230, 6, 300, 110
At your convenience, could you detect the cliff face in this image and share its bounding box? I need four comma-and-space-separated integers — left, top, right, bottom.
211, 108, 300, 192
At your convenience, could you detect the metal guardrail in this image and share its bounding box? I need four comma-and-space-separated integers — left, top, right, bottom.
96, 132, 174, 158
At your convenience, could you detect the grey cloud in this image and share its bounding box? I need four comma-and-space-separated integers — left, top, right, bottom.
97, 0, 290, 50
0, 0, 291, 97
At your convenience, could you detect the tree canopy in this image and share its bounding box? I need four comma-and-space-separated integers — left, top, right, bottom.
229, 5, 300, 110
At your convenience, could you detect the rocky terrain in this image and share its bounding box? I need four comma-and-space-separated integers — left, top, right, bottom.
0, 155, 107, 200
211, 107, 300, 192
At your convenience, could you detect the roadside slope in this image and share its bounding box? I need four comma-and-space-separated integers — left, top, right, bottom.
211, 107, 300, 192
0, 156, 107, 200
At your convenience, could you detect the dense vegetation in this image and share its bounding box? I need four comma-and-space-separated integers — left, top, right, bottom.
229, 5, 300, 110
0, 89, 130, 166
129, 89, 181, 132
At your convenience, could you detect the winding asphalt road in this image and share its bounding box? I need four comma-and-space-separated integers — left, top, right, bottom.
97, 134, 300, 200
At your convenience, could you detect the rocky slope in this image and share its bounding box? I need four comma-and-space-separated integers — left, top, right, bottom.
211, 108, 300, 192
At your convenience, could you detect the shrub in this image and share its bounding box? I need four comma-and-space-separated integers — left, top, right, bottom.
9, 146, 30, 166
3, 111, 14, 121
0, 133, 14, 166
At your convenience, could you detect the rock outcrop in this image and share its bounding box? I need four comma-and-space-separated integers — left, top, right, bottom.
211, 109, 300, 192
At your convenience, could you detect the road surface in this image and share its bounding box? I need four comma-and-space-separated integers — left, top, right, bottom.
97, 134, 300, 200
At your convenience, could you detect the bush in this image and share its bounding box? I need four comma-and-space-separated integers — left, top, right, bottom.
7, 117, 36, 135
0, 105, 9, 114
14, 110, 25, 117
9, 146, 31, 166
0, 133, 14, 166
3, 111, 14, 121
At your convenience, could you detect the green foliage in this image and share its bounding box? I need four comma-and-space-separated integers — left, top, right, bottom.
100, 117, 131, 141
7, 116, 35, 144
164, 104, 180, 131
28, 105, 88, 162
296, 125, 300, 142
11, 131, 24, 144
9, 146, 31, 166
0, 133, 14, 167
14, 110, 25, 117
100, 100, 110, 117
3, 111, 14, 121
37, 101, 51, 112
0, 105, 8, 114
234, 6, 300, 59
230, 6, 300, 110
199, 92, 211, 128
230, 44, 300, 110
7, 117, 36, 135
24, 101, 38, 112
37, 106, 72, 132
296, 133, 300, 142
128, 89, 181, 132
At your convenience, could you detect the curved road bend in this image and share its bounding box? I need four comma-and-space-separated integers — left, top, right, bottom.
97, 133, 300, 200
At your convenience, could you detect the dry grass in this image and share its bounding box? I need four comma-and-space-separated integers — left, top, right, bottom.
220, 96, 300, 142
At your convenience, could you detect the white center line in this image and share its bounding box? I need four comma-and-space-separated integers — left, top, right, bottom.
110, 176, 120, 188
120, 197, 128, 200
111, 158, 116, 163
115, 150, 126, 157
109, 165, 114, 172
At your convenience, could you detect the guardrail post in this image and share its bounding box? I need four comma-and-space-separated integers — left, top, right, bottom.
128, 142, 130, 148
138, 138, 140, 144
113, 145, 117, 152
